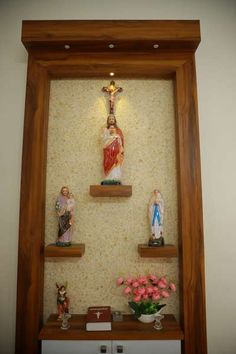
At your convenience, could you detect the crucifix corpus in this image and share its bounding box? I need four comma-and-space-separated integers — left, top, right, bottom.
102, 80, 123, 115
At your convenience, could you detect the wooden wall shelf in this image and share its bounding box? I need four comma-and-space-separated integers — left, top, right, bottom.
138, 244, 178, 258
39, 314, 184, 341
45, 243, 85, 257
90, 185, 132, 197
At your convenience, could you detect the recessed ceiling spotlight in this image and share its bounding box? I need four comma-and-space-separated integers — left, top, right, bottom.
108, 44, 115, 49
64, 44, 70, 49
109, 72, 115, 77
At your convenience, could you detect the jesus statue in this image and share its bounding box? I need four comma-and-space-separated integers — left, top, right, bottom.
101, 114, 124, 185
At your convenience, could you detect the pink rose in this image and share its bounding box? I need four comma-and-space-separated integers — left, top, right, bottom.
152, 293, 161, 301
152, 286, 158, 292
142, 294, 148, 300
146, 286, 154, 294
160, 277, 167, 285
123, 286, 132, 295
161, 290, 170, 298
117, 277, 124, 286
158, 280, 167, 289
137, 287, 146, 295
125, 277, 133, 285
169, 283, 176, 292
133, 295, 141, 302
138, 276, 148, 285
149, 274, 158, 283
132, 281, 139, 288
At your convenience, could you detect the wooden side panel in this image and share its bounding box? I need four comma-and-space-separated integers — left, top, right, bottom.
15, 56, 50, 354
175, 59, 207, 354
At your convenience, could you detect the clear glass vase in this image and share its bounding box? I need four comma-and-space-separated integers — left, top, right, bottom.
153, 311, 164, 330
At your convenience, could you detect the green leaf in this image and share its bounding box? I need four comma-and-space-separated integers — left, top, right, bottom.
155, 303, 166, 312
128, 301, 139, 312
128, 301, 142, 318
129, 301, 166, 317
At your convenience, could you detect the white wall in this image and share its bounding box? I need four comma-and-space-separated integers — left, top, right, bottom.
0, 0, 236, 353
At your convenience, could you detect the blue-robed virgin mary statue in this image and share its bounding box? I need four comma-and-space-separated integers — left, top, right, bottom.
148, 189, 164, 247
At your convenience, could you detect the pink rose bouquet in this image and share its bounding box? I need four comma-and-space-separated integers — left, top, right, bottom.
116, 274, 176, 318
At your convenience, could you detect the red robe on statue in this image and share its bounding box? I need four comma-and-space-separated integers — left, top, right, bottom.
104, 136, 121, 176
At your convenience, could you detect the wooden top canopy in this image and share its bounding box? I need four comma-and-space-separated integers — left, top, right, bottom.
21, 20, 200, 52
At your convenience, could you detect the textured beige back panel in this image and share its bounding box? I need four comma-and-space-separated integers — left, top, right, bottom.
44, 79, 178, 319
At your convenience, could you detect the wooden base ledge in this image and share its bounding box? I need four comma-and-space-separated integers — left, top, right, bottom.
39, 314, 183, 341
138, 244, 178, 258
45, 243, 85, 257
90, 185, 132, 197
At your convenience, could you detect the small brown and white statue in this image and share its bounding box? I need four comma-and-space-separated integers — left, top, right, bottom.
56, 282, 70, 320
148, 189, 164, 247
55, 186, 75, 247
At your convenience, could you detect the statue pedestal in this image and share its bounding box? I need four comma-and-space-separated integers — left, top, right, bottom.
148, 236, 164, 247
89, 185, 132, 197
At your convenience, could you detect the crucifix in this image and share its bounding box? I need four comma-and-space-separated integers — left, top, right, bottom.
102, 80, 123, 114
95, 311, 103, 319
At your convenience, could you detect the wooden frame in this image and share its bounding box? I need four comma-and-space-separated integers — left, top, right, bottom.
16, 20, 207, 354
